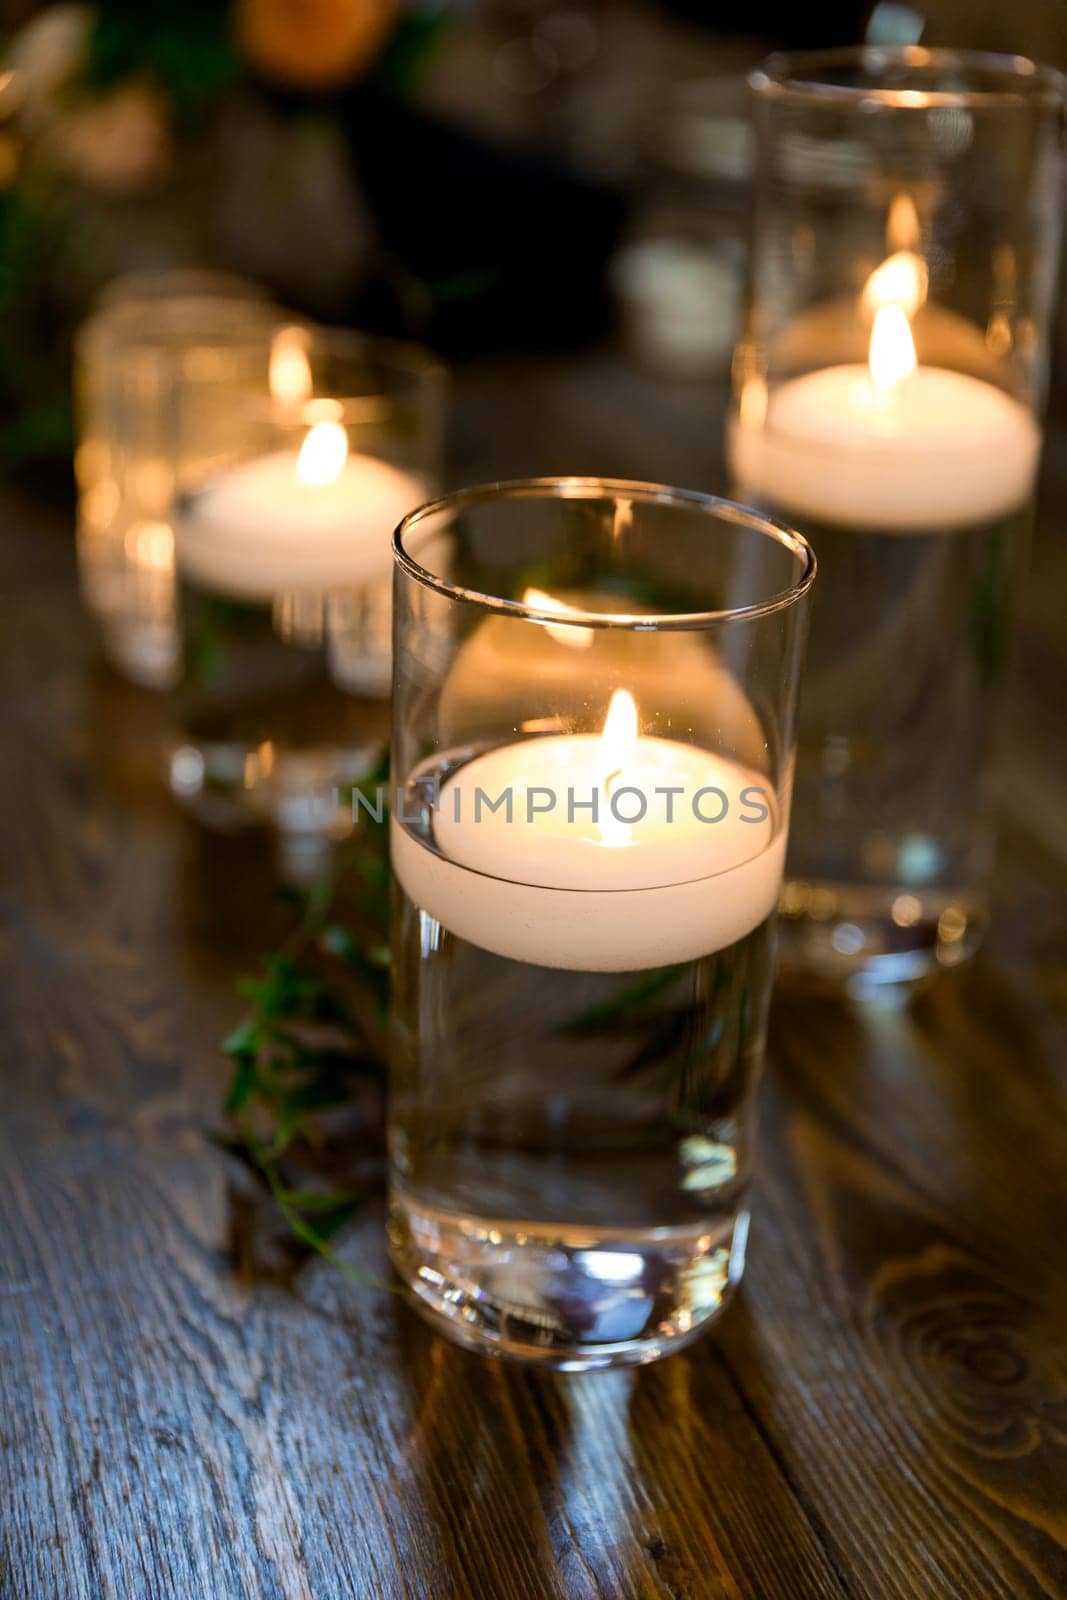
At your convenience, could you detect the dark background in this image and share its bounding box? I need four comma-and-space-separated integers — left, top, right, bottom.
4, 0, 1067, 473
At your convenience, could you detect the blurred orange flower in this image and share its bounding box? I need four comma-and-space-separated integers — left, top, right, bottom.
235, 0, 398, 89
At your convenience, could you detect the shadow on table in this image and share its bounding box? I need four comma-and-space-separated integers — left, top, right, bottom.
372, 1277, 826, 1598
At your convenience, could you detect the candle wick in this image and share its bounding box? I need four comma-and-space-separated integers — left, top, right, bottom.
603, 766, 623, 795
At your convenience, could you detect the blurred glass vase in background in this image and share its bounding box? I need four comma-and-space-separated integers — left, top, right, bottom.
612, 76, 752, 378
730, 48, 1066, 986
75, 272, 279, 688
169, 326, 444, 874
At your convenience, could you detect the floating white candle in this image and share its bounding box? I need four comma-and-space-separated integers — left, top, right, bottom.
731, 300, 1040, 532
177, 418, 425, 600
392, 689, 785, 972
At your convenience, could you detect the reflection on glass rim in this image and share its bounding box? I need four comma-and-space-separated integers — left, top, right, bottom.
393, 475, 816, 629
751, 45, 1067, 111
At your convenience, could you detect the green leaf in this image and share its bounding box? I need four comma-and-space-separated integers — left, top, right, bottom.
560, 964, 686, 1034
224, 1054, 258, 1113
223, 1017, 261, 1058
308, 1199, 363, 1242
275, 1186, 364, 1214
216, 757, 394, 1276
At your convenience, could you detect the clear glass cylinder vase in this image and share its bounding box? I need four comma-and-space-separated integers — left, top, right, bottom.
389, 478, 814, 1369
169, 325, 445, 872
729, 48, 1065, 985
75, 280, 280, 689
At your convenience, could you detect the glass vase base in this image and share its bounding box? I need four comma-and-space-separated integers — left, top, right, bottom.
100, 617, 181, 691
389, 1190, 748, 1371
777, 880, 986, 991
167, 733, 387, 882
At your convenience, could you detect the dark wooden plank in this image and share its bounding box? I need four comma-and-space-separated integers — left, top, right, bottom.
0, 366, 1065, 1600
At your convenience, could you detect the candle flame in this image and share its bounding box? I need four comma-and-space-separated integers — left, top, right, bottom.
863, 195, 927, 329
861, 250, 928, 320
269, 326, 313, 406
297, 419, 349, 486
599, 687, 638, 755
523, 587, 594, 650
594, 689, 638, 848
868, 303, 917, 393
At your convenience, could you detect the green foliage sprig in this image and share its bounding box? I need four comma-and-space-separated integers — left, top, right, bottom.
217, 756, 392, 1279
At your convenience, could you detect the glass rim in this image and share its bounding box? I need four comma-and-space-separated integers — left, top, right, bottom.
393, 476, 816, 630
278, 322, 448, 386
750, 46, 1067, 112
75, 296, 278, 357
75, 311, 446, 387
93, 268, 274, 310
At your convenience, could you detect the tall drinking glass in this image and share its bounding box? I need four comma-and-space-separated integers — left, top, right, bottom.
169, 326, 445, 872
75, 280, 279, 688
389, 479, 814, 1368
730, 49, 1065, 984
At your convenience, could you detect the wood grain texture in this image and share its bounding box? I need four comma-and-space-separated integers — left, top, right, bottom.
1, 361, 1066, 1600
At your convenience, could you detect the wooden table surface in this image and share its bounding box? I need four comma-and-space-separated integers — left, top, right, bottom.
2, 357, 1065, 1600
